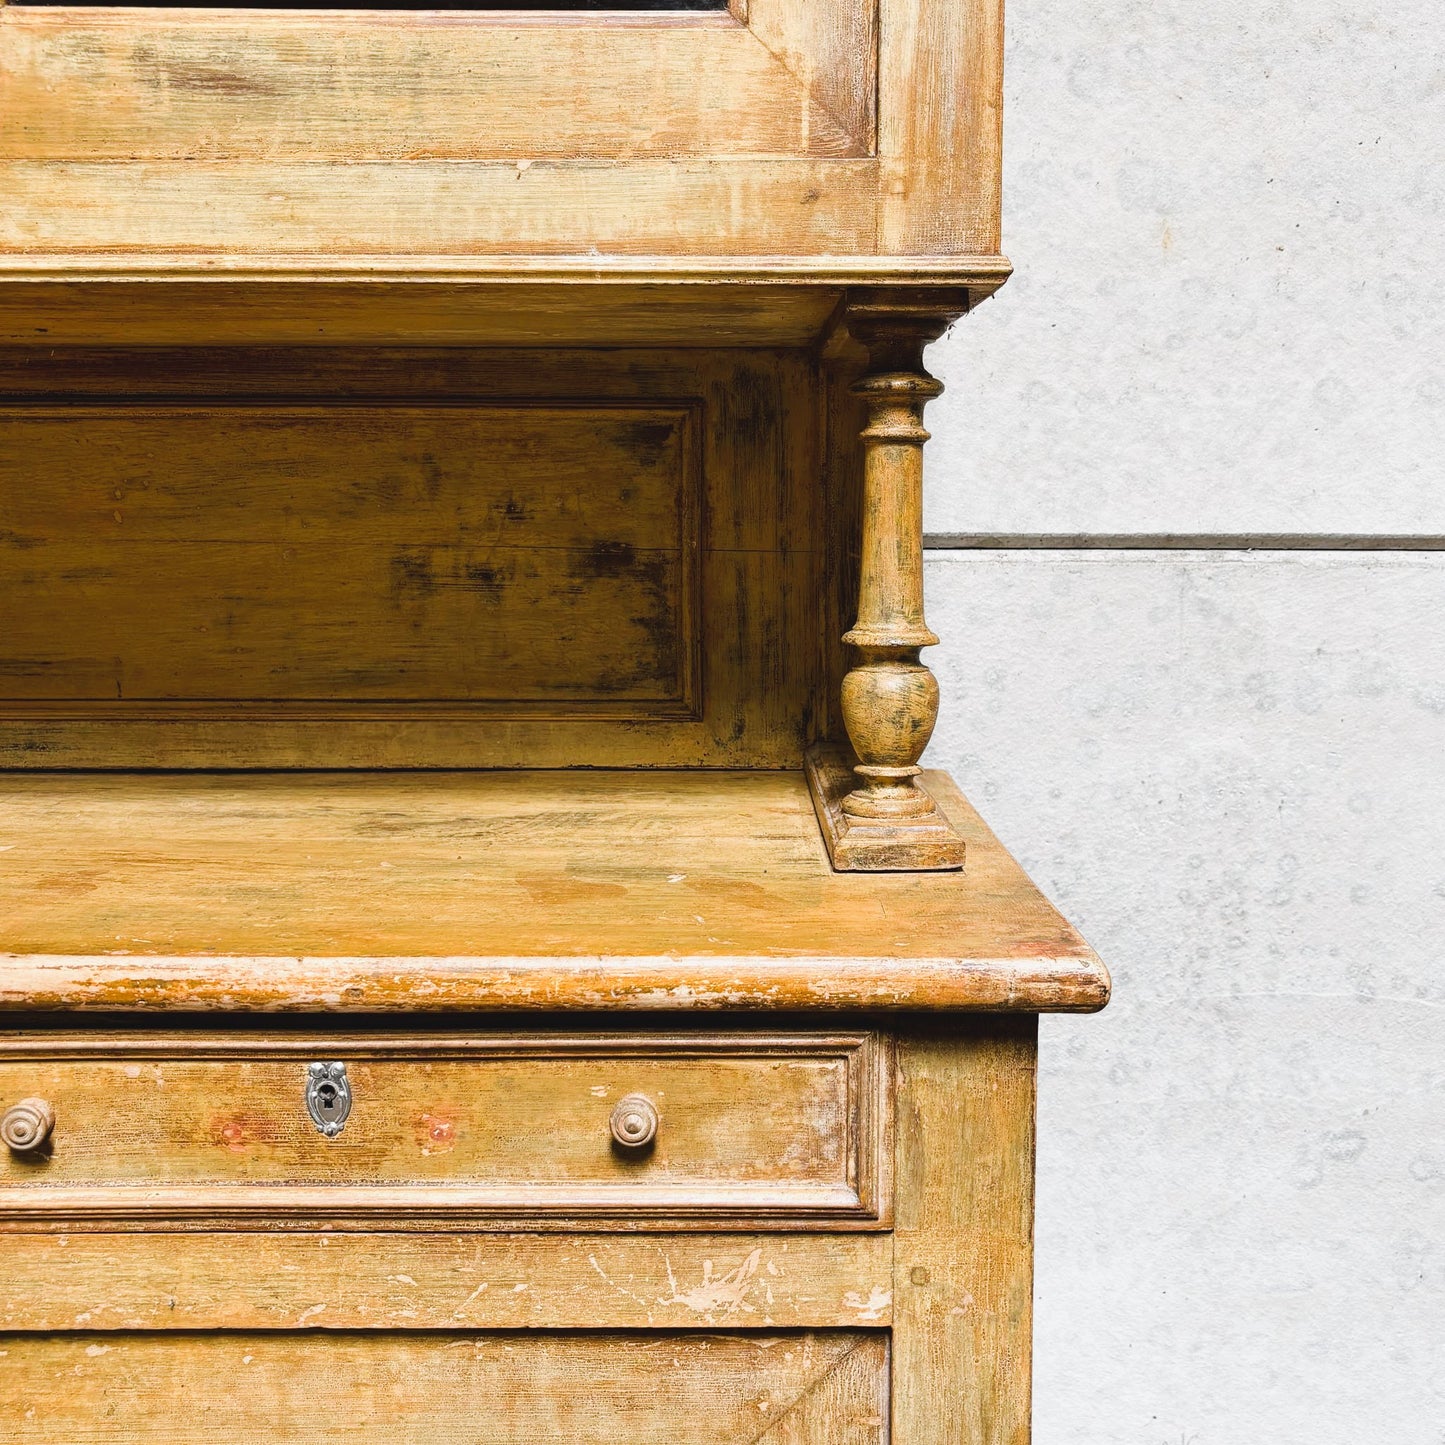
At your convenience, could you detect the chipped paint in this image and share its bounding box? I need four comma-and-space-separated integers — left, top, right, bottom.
842, 1287, 891, 1322
0, 951, 1110, 1014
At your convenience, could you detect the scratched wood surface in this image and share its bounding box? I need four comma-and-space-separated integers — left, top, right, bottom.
0, 1231, 894, 1331
0, 770, 1109, 1013
0, 1330, 889, 1444
0, 1034, 887, 1226
0, 347, 818, 768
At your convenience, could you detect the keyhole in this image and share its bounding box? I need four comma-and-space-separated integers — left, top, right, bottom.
306, 1062, 351, 1138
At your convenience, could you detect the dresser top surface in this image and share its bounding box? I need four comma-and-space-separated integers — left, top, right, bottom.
0, 769, 1107, 1014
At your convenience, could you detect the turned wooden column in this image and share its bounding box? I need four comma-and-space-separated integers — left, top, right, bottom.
805, 299, 967, 871
840, 309, 950, 824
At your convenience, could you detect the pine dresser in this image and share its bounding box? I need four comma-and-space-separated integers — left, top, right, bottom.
0, 0, 1108, 1439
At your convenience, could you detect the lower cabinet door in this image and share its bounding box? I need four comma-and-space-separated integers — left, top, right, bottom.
1, 1330, 889, 1444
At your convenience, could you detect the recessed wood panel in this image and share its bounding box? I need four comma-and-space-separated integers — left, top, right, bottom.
0, 1331, 890, 1444
0, 1034, 889, 1228
0, 403, 696, 709
0, 348, 820, 767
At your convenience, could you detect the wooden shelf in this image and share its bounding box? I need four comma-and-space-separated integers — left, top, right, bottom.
0, 769, 1108, 1015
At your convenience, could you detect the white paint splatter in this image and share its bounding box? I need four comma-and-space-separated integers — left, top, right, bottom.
658, 1249, 763, 1316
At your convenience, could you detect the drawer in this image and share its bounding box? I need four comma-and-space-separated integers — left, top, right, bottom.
0, 1033, 890, 1228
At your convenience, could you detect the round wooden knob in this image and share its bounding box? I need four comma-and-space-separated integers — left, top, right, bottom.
2, 1097, 55, 1153
609, 1094, 658, 1149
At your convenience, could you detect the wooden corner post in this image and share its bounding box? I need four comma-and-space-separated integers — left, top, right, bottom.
808, 295, 968, 871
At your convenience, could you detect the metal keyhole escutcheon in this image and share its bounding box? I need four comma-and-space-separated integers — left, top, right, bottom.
305, 1061, 352, 1138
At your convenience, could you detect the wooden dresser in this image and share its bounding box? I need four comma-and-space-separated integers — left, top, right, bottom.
0, 0, 1107, 1439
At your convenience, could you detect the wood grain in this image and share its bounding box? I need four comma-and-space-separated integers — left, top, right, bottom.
745, 0, 876, 153
0, 770, 1110, 1012
879, 0, 1004, 254
0, 403, 695, 706
0, 159, 880, 257
891, 1020, 1037, 1445
0, 12, 861, 163
0, 280, 853, 348
0, 1033, 889, 1227
0, 1330, 889, 1444
0, 1231, 894, 1330
0, 2, 1068, 1440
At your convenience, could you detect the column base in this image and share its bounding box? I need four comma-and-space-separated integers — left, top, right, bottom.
806, 744, 966, 872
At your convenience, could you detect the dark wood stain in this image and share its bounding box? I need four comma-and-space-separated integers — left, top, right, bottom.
618, 418, 679, 469
578, 540, 639, 580
131, 45, 286, 99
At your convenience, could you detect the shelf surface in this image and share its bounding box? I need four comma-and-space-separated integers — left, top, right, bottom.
0, 769, 1108, 1014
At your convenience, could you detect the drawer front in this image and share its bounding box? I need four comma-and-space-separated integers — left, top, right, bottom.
0, 1330, 889, 1445
0, 1034, 889, 1228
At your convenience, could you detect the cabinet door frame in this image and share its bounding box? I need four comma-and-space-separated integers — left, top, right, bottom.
0, 0, 1001, 259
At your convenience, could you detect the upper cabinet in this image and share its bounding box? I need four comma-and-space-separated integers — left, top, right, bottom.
0, 0, 1002, 267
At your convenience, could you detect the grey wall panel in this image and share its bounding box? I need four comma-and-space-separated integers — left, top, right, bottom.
922, 0, 1444, 538
922, 550, 1445, 1442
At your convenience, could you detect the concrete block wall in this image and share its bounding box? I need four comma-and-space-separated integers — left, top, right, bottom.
920, 0, 1444, 1439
